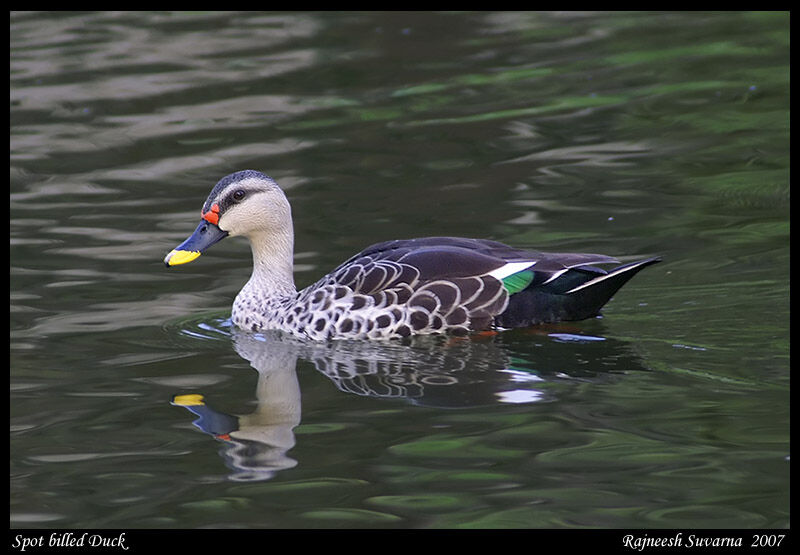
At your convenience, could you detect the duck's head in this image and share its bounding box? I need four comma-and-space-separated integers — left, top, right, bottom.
164, 170, 291, 267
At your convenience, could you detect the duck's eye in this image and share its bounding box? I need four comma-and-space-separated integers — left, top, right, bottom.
232, 189, 246, 202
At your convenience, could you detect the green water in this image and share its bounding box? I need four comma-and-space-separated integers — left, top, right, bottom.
10, 11, 789, 529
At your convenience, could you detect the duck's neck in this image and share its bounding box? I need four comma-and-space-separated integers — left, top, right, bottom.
245, 229, 297, 300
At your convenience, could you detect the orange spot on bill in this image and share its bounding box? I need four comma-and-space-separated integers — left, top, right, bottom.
202, 204, 220, 225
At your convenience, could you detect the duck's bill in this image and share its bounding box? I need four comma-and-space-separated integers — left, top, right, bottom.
171, 394, 205, 406
164, 220, 228, 267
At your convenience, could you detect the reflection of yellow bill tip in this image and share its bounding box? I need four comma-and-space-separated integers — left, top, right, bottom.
164, 249, 201, 266
172, 394, 205, 406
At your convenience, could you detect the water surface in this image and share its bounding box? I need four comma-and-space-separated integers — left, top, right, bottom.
10, 11, 789, 529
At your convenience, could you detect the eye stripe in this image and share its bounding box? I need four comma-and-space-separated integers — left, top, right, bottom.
201, 171, 276, 214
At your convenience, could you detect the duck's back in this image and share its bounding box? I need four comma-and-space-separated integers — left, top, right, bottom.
260, 237, 659, 340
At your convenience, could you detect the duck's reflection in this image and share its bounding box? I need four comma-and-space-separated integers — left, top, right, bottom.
172, 325, 648, 481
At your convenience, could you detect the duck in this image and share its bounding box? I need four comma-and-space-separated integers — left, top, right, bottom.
164, 170, 660, 341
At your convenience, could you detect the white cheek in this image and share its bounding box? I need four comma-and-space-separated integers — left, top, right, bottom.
218, 205, 266, 236
217, 211, 239, 236
218, 216, 242, 236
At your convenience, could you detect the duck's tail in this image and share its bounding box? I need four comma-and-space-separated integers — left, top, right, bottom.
496, 257, 661, 328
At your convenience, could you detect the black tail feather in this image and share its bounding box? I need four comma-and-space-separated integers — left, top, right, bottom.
496, 257, 661, 328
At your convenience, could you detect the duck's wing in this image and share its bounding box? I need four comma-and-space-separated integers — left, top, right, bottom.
309, 237, 629, 332
334, 237, 620, 280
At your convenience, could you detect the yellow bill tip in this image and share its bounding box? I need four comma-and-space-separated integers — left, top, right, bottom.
164, 249, 201, 266
171, 394, 205, 406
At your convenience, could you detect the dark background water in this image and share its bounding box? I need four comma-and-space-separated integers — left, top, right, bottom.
10, 11, 788, 529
